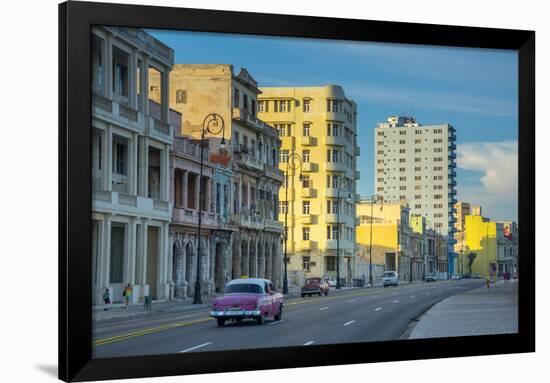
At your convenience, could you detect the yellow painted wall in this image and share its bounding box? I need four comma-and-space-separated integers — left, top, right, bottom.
356, 224, 398, 267
464, 215, 497, 276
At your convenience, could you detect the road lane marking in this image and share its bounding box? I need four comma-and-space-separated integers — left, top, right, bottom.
180, 342, 212, 353
346, 299, 355, 303
268, 320, 285, 326
393, 300, 399, 303
319, 307, 329, 311
374, 307, 382, 311
425, 292, 431, 295
410, 296, 415, 299
303, 341, 315, 346
343, 320, 356, 326
93, 317, 213, 347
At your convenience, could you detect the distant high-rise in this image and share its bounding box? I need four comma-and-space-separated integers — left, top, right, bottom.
374, 116, 457, 274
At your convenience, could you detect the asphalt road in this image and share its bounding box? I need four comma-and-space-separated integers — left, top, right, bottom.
93, 279, 484, 358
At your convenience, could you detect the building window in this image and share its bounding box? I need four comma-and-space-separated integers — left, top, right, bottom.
399, 140, 406, 144
399, 131, 406, 136
303, 228, 310, 241
302, 175, 311, 188
258, 100, 267, 112
400, 186, 407, 190
415, 166, 421, 171
399, 158, 406, 163
415, 139, 421, 144
415, 204, 421, 209
303, 99, 310, 112
434, 166, 443, 171
302, 150, 310, 163
415, 185, 422, 190
326, 256, 336, 271
414, 194, 421, 200
377, 177, 384, 182
378, 150, 384, 155
377, 131, 385, 137
434, 194, 443, 199
399, 149, 406, 154
303, 123, 310, 136
302, 201, 310, 215
399, 176, 406, 181
234, 89, 240, 108
332, 150, 339, 163
176, 89, 186, 104
434, 138, 443, 143
279, 201, 288, 214
113, 139, 127, 175
434, 147, 443, 153
332, 225, 339, 240
302, 256, 311, 271
415, 176, 421, 181
415, 130, 422, 134
279, 150, 289, 163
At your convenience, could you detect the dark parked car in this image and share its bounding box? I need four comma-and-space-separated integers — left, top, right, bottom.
301, 277, 329, 297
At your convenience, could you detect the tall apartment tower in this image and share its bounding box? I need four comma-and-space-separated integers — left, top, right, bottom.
258, 86, 360, 286
374, 116, 457, 274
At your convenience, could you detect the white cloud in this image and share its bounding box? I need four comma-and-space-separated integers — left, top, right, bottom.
457, 140, 518, 221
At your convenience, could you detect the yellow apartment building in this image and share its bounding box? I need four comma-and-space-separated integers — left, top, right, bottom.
356, 201, 412, 282
258, 86, 360, 286
463, 215, 497, 277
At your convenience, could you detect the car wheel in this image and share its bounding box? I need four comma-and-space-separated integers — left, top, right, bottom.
274, 305, 283, 321
325, 291, 328, 296
301, 294, 305, 298
217, 318, 225, 327
257, 315, 265, 325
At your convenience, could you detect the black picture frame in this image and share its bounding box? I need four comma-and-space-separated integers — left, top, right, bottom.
59, 1, 535, 381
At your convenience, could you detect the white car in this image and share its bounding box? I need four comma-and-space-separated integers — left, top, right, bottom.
382, 271, 398, 287
451, 273, 461, 280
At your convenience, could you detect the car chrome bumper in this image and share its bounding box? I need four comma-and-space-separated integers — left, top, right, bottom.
210, 310, 261, 318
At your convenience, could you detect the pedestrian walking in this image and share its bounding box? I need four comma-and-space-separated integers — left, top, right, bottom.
123, 283, 133, 310
485, 274, 490, 289
102, 289, 111, 311
513, 271, 517, 283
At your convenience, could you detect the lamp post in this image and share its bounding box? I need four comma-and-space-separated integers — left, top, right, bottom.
283, 152, 303, 295
367, 194, 383, 288
336, 178, 352, 289
193, 113, 226, 305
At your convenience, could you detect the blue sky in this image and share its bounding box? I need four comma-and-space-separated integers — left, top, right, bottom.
148, 29, 518, 222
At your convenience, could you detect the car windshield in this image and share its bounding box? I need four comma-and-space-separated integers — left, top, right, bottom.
225, 283, 263, 294
383, 272, 395, 277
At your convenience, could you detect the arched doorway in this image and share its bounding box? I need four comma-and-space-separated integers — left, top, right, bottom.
185, 241, 194, 297
214, 242, 224, 293
264, 242, 270, 279
232, 239, 240, 280
271, 242, 278, 287
249, 240, 256, 277
241, 240, 248, 277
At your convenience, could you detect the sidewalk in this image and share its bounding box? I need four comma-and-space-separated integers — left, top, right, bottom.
408, 280, 518, 339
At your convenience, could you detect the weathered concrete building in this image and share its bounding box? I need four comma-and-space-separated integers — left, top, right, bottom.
91, 26, 175, 304
152, 64, 285, 290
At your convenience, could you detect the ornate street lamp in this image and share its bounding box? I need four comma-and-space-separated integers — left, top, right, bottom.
283, 152, 303, 295
368, 194, 383, 288
336, 177, 352, 289
193, 113, 226, 304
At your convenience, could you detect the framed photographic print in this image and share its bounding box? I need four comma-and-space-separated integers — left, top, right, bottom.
59, 1, 535, 381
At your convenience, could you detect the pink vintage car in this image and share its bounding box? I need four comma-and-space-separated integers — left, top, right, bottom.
210, 278, 283, 327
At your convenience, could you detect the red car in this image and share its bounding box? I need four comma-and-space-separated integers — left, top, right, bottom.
210, 278, 283, 326
301, 277, 330, 297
